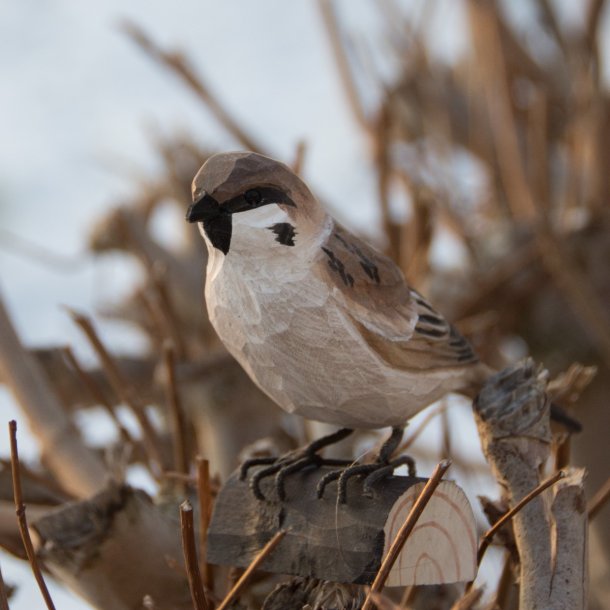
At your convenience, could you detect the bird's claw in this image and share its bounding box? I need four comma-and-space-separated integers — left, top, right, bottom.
239, 428, 354, 501
317, 427, 416, 503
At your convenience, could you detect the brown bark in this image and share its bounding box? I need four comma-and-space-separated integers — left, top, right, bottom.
34, 482, 193, 610
473, 359, 588, 610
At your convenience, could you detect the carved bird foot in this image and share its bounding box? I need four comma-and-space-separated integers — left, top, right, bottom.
316, 426, 416, 503
239, 427, 354, 501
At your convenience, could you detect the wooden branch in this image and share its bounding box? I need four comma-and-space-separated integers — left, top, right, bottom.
473, 359, 588, 610
8, 422, 56, 610
121, 21, 266, 154
196, 457, 214, 590
476, 469, 565, 566
217, 530, 286, 610
69, 309, 165, 474
0, 292, 106, 498
549, 468, 588, 610
163, 342, 189, 476
449, 586, 483, 610
180, 500, 210, 610
362, 459, 452, 610
0, 500, 53, 559
1, 346, 232, 413
61, 346, 134, 444
468, 0, 539, 222
33, 482, 194, 610
588, 474, 610, 520
318, 0, 371, 134
207, 466, 476, 587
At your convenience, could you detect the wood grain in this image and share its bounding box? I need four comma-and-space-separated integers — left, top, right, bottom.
207, 466, 476, 586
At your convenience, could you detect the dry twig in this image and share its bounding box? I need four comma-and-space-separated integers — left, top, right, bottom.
587, 474, 610, 520
8, 421, 56, 610
68, 309, 165, 473
318, 0, 370, 134
122, 21, 265, 154
163, 342, 189, 477
476, 469, 565, 566
196, 457, 214, 591
180, 500, 210, 610
216, 529, 286, 610
361, 459, 452, 610
61, 345, 134, 444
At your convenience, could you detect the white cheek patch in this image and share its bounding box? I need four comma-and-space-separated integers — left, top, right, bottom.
232, 205, 291, 229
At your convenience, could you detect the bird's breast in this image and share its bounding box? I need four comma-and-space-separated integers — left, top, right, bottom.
203, 254, 470, 428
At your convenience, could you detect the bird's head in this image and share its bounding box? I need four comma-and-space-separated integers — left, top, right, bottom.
186, 152, 326, 256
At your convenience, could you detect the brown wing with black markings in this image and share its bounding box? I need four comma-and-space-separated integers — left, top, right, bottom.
317, 223, 478, 371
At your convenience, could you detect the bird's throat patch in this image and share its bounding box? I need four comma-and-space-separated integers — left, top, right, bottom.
268, 222, 296, 246
203, 215, 232, 255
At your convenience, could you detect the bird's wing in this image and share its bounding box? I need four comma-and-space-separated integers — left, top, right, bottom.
317, 224, 478, 371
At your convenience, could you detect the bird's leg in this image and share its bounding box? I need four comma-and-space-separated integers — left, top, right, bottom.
376, 426, 404, 462
317, 426, 416, 503
240, 427, 354, 501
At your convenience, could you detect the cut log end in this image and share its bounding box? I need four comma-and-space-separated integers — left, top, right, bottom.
207, 466, 477, 586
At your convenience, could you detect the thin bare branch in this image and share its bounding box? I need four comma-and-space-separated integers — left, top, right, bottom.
477, 470, 565, 566
361, 459, 452, 610
468, 0, 540, 222
180, 500, 210, 610
61, 346, 134, 445
121, 21, 266, 154
216, 530, 286, 610
318, 0, 371, 134
450, 586, 483, 610
196, 457, 214, 591
588, 474, 610, 520
163, 342, 189, 477
8, 421, 56, 610
151, 264, 188, 360
68, 309, 165, 474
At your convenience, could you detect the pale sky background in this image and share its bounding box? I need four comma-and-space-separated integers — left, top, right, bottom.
0, 1, 604, 608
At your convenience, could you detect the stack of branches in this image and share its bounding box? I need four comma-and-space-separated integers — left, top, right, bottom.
0, 1, 608, 609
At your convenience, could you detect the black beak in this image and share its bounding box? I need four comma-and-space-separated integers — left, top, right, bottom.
186, 193, 221, 223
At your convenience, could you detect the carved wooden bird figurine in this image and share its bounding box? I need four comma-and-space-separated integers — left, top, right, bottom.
186, 151, 489, 501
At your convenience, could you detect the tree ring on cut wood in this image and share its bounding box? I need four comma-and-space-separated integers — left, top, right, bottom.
207, 465, 477, 586
382, 480, 477, 585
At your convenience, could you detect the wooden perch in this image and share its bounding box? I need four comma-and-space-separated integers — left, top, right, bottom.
33, 481, 193, 610
207, 466, 477, 586
473, 358, 588, 610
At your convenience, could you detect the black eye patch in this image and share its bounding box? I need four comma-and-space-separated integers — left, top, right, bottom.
268, 222, 296, 246
222, 187, 296, 214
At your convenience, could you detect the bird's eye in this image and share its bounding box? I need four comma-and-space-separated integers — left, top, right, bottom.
244, 189, 262, 206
